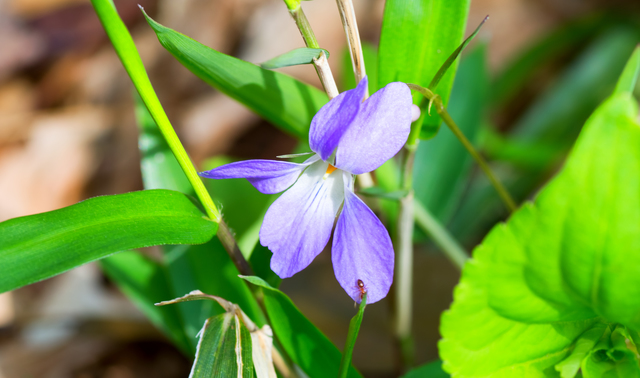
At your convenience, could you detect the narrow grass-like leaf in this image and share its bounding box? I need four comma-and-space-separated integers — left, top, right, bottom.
428, 16, 487, 91
338, 294, 367, 378
142, 10, 328, 140
614, 45, 640, 95
0, 189, 217, 294
241, 276, 363, 378
378, 0, 470, 134
261, 48, 330, 69
357, 187, 409, 201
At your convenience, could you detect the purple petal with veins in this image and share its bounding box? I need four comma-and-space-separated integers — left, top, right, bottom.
334, 82, 412, 175
198, 156, 318, 194
260, 160, 344, 278
309, 77, 368, 161
332, 172, 394, 304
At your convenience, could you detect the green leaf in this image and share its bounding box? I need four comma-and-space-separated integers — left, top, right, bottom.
142, 10, 328, 140
401, 360, 450, 378
241, 276, 363, 378
440, 90, 640, 376
428, 16, 487, 91
414, 44, 488, 222
581, 326, 640, 378
100, 251, 194, 354
554, 322, 608, 378
378, 0, 470, 134
614, 45, 640, 95
0, 189, 217, 294
338, 294, 367, 378
261, 47, 329, 69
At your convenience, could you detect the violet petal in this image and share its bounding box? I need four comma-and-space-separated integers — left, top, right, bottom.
332, 172, 394, 304
334, 82, 412, 175
260, 160, 344, 278
309, 77, 368, 161
198, 156, 318, 194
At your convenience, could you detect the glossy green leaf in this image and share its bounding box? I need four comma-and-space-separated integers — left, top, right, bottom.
0, 189, 217, 294
440, 90, 640, 376
615, 45, 640, 95
261, 47, 329, 69
581, 326, 640, 378
401, 360, 450, 378
100, 251, 194, 354
338, 294, 367, 378
378, 0, 470, 134
241, 276, 363, 378
143, 10, 328, 140
413, 44, 488, 222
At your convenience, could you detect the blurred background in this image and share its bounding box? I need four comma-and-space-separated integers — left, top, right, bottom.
1, 0, 639, 377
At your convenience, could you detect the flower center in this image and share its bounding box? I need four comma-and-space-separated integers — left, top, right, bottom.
323, 163, 338, 180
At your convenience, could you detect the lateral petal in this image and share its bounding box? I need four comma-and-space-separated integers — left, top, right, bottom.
260, 160, 344, 278
198, 156, 318, 194
332, 173, 394, 304
309, 77, 368, 161
334, 82, 412, 174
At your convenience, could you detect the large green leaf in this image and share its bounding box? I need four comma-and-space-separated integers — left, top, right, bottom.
440, 88, 640, 375
413, 44, 488, 224
142, 10, 328, 140
378, 0, 470, 134
0, 189, 217, 294
242, 276, 362, 378
401, 360, 450, 378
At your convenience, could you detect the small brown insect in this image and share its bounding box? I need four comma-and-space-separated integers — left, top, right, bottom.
356, 279, 367, 301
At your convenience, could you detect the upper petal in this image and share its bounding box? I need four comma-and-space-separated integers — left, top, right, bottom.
260, 160, 344, 278
309, 77, 368, 161
198, 156, 318, 194
334, 82, 412, 174
332, 172, 394, 304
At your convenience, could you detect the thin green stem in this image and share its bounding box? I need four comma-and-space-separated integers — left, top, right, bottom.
407, 84, 517, 213
338, 293, 367, 378
414, 201, 469, 270
91, 0, 254, 276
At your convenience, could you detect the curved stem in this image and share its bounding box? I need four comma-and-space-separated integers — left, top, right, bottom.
408, 84, 517, 213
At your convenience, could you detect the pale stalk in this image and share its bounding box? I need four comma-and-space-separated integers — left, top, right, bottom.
335, 0, 367, 96
287, 5, 339, 98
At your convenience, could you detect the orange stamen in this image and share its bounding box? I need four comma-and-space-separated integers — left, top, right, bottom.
323, 163, 338, 179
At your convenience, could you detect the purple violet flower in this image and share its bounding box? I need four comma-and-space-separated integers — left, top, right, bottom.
199, 77, 413, 303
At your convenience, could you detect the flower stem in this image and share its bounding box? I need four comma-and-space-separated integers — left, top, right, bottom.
335, 0, 367, 95
91, 0, 254, 277
413, 201, 469, 270
286, 3, 339, 99
407, 84, 517, 213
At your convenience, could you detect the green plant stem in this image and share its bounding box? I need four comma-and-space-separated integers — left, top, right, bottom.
407, 84, 517, 213
338, 293, 367, 378
287, 4, 339, 98
414, 201, 469, 270
91, 0, 254, 276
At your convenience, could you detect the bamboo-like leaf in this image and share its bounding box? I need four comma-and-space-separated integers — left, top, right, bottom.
338, 294, 367, 378
0, 189, 217, 294
241, 276, 363, 378
261, 47, 330, 69
614, 45, 640, 95
142, 10, 328, 140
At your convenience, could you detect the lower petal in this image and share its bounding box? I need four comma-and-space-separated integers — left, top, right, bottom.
199, 156, 318, 194
332, 173, 394, 304
260, 160, 344, 278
